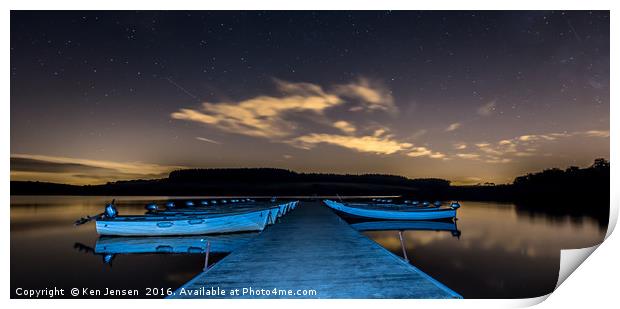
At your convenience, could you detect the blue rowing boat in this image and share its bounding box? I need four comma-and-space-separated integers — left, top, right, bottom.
324, 200, 459, 220
96, 208, 273, 236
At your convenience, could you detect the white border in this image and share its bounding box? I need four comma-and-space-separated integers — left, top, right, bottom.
3, 1, 617, 309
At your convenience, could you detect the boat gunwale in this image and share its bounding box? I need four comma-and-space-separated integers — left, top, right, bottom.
98, 206, 279, 222
324, 200, 457, 220
154, 204, 283, 216
339, 203, 457, 213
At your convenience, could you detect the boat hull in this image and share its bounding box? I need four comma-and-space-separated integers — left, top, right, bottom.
156, 202, 296, 218
324, 200, 457, 220
268, 207, 279, 224
96, 209, 271, 236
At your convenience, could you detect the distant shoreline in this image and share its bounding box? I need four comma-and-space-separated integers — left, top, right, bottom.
10, 161, 609, 203
10, 161, 609, 227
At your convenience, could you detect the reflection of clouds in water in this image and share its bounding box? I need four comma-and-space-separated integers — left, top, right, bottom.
365, 230, 456, 251
365, 201, 604, 260
405, 231, 453, 246
13, 225, 91, 238
361, 201, 605, 298
458, 202, 602, 256
10, 197, 168, 236
10, 196, 231, 298
364, 232, 401, 250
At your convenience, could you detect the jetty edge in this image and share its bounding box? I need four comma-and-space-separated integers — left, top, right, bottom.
169, 200, 461, 299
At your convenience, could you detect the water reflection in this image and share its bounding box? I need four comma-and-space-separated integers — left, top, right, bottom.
11, 196, 214, 299
351, 220, 460, 235
352, 220, 461, 262
11, 197, 608, 299
361, 201, 606, 298
72, 233, 260, 267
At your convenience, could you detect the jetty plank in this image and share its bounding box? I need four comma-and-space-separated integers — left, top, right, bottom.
170, 201, 461, 299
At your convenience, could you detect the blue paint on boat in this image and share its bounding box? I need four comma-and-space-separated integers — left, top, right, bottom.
324, 200, 457, 220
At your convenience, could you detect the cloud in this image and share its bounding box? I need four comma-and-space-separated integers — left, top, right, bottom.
373, 128, 387, 137
456, 128, 609, 164
332, 120, 356, 134
172, 78, 397, 139
473, 139, 522, 159
289, 133, 413, 155
451, 176, 484, 186
471, 140, 518, 159
485, 157, 512, 164
518, 135, 535, 141
288, 126, 609, 163
10, 154, 184, 185
445, 122, 461, 132
456, 153, 480, 159
333, 78, 397, 114
196, 137, 221, 144
477, 101, 496, 116
517, 130, 609, 141
11, 157, 111, 174
348, 106, 364, 112
171, 78, 449, 159
406, 147, 446, 159
454, 143, 467, 150
582, 130, 609, 138
518, 132, 574, 142
478, 146, 504, 156
171, 79, 342, 138
409, 129, 427, 139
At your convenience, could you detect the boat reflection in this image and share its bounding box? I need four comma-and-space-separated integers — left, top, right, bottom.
350, 220, 461, 237
351, 220, 461, 262
95, 232, 259, 254
74, 232, 259, 265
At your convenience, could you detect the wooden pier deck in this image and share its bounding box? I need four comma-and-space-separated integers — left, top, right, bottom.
170, 201, 461, 299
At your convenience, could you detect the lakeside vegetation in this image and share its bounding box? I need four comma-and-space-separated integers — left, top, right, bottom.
447, 159, 609, 227
11, 159, 609, 225
12, 168, 452, 196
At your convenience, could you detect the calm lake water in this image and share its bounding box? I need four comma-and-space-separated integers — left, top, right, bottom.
10, 196, 607, 299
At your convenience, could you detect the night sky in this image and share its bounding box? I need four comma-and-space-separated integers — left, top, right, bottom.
10, 11, 610, 185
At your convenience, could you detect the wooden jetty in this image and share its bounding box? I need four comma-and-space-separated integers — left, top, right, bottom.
170, 201, 461, 299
